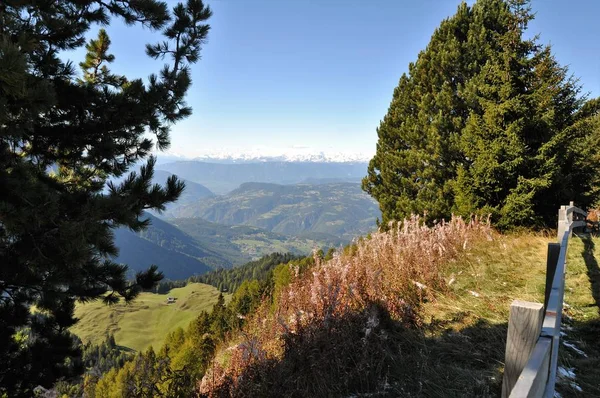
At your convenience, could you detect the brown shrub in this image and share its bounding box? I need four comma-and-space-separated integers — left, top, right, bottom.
199, 215, 493, 397
588, 209, 599, 233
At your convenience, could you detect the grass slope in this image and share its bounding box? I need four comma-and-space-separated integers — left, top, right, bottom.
559, 234, 600, 396
71, 283, 228, 352
413, 233, 600, 397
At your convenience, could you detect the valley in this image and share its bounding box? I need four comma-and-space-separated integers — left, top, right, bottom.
163, 181, 380, 240
114, 212, 338, 279
112, 169, 379, 280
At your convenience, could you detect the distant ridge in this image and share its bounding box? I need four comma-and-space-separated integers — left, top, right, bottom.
156, 161, 368, 194
192, 154, 370, 164
160, 147, 372, 164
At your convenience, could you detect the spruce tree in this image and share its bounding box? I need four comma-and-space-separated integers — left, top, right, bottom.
363, 0, 599, 228
0, 0, 211, 395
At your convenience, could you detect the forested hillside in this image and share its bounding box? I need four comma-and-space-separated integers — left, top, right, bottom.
166, 182, 380, 240
191, 252, 300, 292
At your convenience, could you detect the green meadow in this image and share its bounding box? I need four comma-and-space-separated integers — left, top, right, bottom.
71, 283, 228, 352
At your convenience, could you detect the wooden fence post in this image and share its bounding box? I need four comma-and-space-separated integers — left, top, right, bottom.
502, 301, 545, 398
567, 203, 574, 238
544, 243, 561, 311
557, 206, 568, 242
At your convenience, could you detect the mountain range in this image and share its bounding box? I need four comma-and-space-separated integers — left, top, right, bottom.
165, 182, 380, 241
159, 147, 372, 164
156, 161, 368, 194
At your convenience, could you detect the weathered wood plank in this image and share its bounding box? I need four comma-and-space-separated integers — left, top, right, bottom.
544, 243, 561, 311
509, 337, 551, 398
503, 203, 581, 397
502, 301, 545, 398
544, 231, 570, 397
557, 206, 568, 241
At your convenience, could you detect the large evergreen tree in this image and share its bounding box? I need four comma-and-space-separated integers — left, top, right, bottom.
0, 0, 211, 395
363, 0, 599, 228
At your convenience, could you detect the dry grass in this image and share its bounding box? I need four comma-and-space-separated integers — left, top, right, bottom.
199, 216, 494, 397
196, 222, 600, 398
422, 232, 551, 324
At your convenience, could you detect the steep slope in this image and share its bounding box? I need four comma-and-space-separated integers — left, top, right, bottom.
198, 221, 599, 397
152, 170, 214, 207
114, 212, 231, 280
113, 228, 217, 280
199, 217, 498, 396
156, 161, 368, 194
167, 182, 380, 241
113, 213, 338, 279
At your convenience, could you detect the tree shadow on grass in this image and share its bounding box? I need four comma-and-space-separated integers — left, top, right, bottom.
212, 305, 507, 398
581, 235, 600, 313
116, 344, 136, 353
561, 316, 600, 398
558, 234, 600, 397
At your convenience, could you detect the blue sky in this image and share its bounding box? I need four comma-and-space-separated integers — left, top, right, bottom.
68, 0, 600, 158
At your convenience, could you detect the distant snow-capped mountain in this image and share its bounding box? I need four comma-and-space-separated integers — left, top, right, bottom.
188, 147, 372, 164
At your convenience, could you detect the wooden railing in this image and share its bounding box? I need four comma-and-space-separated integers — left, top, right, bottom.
501, 202, 587, 398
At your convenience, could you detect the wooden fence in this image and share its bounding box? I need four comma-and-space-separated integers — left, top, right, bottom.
501, 202, 587, 398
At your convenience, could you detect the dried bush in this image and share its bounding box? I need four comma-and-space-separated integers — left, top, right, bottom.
199, 215, 493, 397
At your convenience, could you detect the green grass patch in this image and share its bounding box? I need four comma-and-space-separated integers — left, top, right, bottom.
392, 234, 552, 396
71, 283, 229, 352
397, 233, 600, 397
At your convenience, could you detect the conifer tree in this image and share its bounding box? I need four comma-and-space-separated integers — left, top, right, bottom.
363, 0, 599, 228
0, 0, 211, 395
